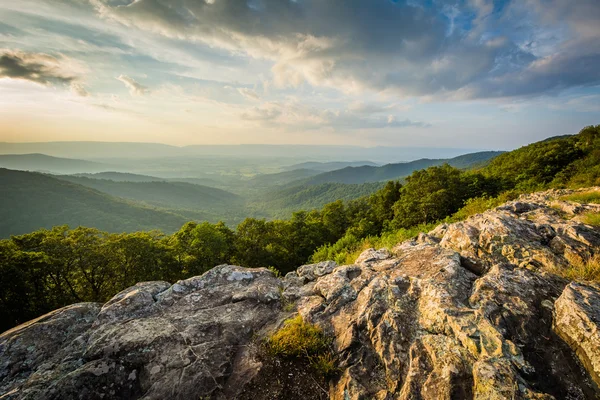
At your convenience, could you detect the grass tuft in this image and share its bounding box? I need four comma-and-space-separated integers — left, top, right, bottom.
560, 190, 600, 204
266, 316, 329, 358
266, 315, 338, 377
557, 253, 600, 282
581, 212, 600, 227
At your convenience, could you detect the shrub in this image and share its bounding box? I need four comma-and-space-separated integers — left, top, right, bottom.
581, 212, 600, 227
309, 352, 339, 377
449, 190, 520, 222
557, 254, 600, 282
266, 316, 338, 377
266, 316, 330, 358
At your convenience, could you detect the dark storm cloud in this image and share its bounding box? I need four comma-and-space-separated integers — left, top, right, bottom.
0, 49, 77, 85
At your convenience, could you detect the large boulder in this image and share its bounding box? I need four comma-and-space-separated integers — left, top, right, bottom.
554, 282, 600, 388
0, 266, 282, 400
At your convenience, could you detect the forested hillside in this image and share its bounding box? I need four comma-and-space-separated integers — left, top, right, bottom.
54, 175, 243, 212
297, 151, 501, 185
0, 169, 188, 237
249, 182, 385, 217
0, 154, 111, 174
1, 125, 598, 332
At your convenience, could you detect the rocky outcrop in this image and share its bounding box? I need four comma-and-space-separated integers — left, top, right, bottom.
2, 188, 600, 399
554, 282, 600, 388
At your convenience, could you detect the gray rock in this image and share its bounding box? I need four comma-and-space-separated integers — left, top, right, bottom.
554, 282, 600, 388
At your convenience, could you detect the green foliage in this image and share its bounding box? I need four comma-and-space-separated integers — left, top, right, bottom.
581, 212, 600, 227
0, 168, 188, 238
309, 353, 339, 378
250, 182, 385, 218
391, 165, 500, 227
482, 125, 600, 190
555, 254, 600, 283
265, 316, 338, 377
449, 190, 521, 222
297, 151, 500, 185
311, 223, 436, 266
560, 191, 600, 204
266, 316, 330, 358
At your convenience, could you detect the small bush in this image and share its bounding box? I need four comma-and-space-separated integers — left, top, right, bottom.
560, 190, 600, 204
558, 254, 600, 282
449, 190, 520, 222
266, 316, 338, 377
309, 352, 339, 377
266, 316, 330, 358
581, 212, 600, 227
311, 223, 436, 266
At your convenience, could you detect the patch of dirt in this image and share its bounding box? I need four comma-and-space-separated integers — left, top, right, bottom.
236, 349, 330, 400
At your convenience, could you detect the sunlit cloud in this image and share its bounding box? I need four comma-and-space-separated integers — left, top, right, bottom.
0, 0, 598, 147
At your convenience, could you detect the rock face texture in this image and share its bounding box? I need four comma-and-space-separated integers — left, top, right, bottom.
3, 188, 600, 399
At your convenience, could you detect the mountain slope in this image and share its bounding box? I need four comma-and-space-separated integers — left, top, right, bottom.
54, 175, 243, 212
480, 126, 600, 189
282, 161, 380, 172
0, 169, 187, 237
73, 172, 164, 182
245, 169, 323, 188
250, 182, 385, 217
296, 151, 502, 185
0, 154, 112, 174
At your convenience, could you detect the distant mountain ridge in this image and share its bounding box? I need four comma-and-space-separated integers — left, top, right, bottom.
0, 142, 488, 163
54, 175, 242, 212
0, 168, 187, 238
282, 161, 380, 172
0, 154, 112, 174
295, 151, 503, 185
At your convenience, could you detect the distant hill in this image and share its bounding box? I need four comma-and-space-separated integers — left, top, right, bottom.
0, 169, 187, 238
246, 169, 322, 187
282, 161, 380, 172
73, 172, 163, 182
0, 142, 488, 163
250, 182, 385, 217
295, 151, 503, 185
54, 175, 243, 212
0, 154, 113, 174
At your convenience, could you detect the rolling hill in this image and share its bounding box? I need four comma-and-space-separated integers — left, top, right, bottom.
53, 175, 243, 212
73, 172, 164, 182
0, 154, 113, 174
281, 161, 380, 172
249, 182, 385, 217
294, 151, 502, 185
245, 169, 323, 188
0, 168, 188, 238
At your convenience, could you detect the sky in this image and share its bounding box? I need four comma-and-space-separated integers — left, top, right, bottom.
0, 0, 599, 149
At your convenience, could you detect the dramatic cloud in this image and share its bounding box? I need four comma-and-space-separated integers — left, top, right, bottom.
89, 0, 600, 99
0, 49, 91, 96
0, 49, 77, 85
1, 0, 598, 147
117, 74, 150, 96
